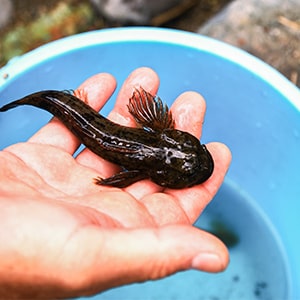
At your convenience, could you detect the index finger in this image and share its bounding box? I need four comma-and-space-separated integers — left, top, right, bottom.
28, 73, 116, 154
108, 67, 160, 126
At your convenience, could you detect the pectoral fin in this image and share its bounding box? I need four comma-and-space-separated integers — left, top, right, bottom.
127, 87, 175, 132
94, 170, 148, 188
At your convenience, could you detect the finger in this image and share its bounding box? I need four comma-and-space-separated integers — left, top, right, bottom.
76, 67, 160, 180
28, 73, 116, 155
108, 67, 160, 126
171, 91, 206, 138
62, 224, 229, 295
167, 142, 232, 223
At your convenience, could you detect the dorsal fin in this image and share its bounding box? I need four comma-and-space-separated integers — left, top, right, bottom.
127, 87, 175, 132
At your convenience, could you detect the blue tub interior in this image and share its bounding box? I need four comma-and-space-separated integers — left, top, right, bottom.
90, 179, 289, 299
0, 29, 299, 299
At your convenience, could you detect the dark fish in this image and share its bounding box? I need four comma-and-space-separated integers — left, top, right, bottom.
0, 87, 214, 188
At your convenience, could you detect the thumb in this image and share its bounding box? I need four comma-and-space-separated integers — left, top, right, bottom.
66, 225, 229, 296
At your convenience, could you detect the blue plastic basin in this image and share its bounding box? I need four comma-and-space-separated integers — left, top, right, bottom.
0, 28, 299, 299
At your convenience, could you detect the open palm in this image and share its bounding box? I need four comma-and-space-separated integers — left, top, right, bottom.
0, 68, 231, 299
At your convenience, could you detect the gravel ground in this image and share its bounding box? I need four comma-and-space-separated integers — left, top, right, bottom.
198, 0, 300, 87
0, 0, 230, 66
0, 0, 299, 87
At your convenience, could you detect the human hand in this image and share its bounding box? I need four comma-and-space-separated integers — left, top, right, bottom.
0, 67, 231, 299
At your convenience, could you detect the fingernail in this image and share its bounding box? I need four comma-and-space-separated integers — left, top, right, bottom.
191, 253, 225, 272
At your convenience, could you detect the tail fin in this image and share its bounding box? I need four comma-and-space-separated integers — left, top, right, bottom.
0, 100, 21, 112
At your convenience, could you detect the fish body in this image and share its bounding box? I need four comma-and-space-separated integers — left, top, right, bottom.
0, 88, 214, 188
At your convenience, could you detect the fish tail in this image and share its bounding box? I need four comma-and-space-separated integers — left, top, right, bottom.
0, 91, 82, 117
0, 99, 23, 111
0, 91, 55, 112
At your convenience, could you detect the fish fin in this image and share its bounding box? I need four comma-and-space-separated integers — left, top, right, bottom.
94, 170, 148, 188
62, 89, 75, 95
127, 87, 175, 132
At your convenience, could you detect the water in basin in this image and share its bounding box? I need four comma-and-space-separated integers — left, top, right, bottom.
89, 180, 290, 300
